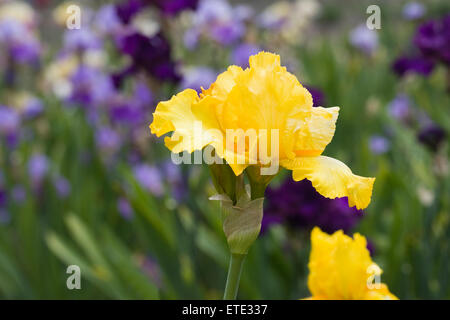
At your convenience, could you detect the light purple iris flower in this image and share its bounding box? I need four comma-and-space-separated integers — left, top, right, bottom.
28, 154, 49, 185
180, 67, 217, 92
231, 43, 261, 68
0, 106, 20, 134
403, 2, 426, 21
349, 24, 378, 55
369, 135, 390, 155
133, 164, 164, 196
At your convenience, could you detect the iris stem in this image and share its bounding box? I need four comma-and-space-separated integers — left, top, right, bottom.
223, 253, 246, 300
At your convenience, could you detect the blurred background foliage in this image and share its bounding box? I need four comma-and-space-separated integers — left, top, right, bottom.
0, 0, 449, 299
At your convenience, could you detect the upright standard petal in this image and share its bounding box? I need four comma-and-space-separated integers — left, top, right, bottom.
150, 89, 214, 153
281, 156, 375, 209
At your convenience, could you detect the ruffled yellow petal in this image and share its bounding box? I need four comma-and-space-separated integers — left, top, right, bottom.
150, 89, 214, 153
294, 106, 339, 156
307, 227, 398, 300
281, 156, 375, 209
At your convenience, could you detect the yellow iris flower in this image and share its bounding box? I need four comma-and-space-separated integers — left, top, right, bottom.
306, 227, 398, 300
150, 51, 374, 209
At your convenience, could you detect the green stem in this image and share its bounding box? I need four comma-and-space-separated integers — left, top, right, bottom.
223, 253, 246, 300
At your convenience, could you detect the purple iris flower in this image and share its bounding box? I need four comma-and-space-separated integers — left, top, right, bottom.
63, 28, 102, 52
388, 94, 412, 122
369, 135, 390, 155
304, 86, 325, 107
263, 179, 363, 234
133, 164, 164, 196
23, 97, 44, 119
95, 126, 122, 152
54, 176, 71, 198
0, 106, 20, 135
0, 188, 6, 207
417, 123, 446, 152
349, 24, 378, 55
402, 2, 426, 21
149, 0, 198, 16
109, 97, 146, 125
68, 65, 115, 107
116, 31, 181, 83
414, 15, 450, 65
11, 185, 26, 203
115, 0, 146, 24
95, 5, 123, 35
231, 43, 261, 68
185, 0, 246, 48
0, 20, 41, 64
117, 197, 134, 220
28, 154, 49, 185
392, 56, 435, 77
180, 67, 217, 92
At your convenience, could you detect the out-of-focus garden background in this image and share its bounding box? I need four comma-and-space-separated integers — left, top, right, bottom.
0, 0, 449, 299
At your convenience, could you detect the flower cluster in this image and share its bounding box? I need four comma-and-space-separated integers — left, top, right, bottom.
393, 14, 450, 77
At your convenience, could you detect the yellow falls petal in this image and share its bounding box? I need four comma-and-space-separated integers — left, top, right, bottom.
281, 156, 375, 209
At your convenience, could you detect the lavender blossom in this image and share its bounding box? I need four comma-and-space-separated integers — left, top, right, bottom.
180, 67, 217, 92
388, 94, 413, 123
117, 197, 134, 220
0, 106, 20, 134
369, 135, 390, 155
402, 2, 426, 21
95, 126, 122, 153
133, 164, 164, 196
349, 24, 378, 55
28, 154, 49, 185
231, 43, 261, 68
54, 176, 71, 198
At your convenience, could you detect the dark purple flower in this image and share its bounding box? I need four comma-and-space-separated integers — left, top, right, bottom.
115, 31, 181, 83
231, 43, 261, 68
392, 56, 435, 77
304, 86, 325, 107
117, 197, 134, 220
115, 0, 146, 24
414, 15, 450, 65
263, 179, 363, 234
149, 0, 198, 16
417, 123, 446, 152
0, 188, 6, 207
